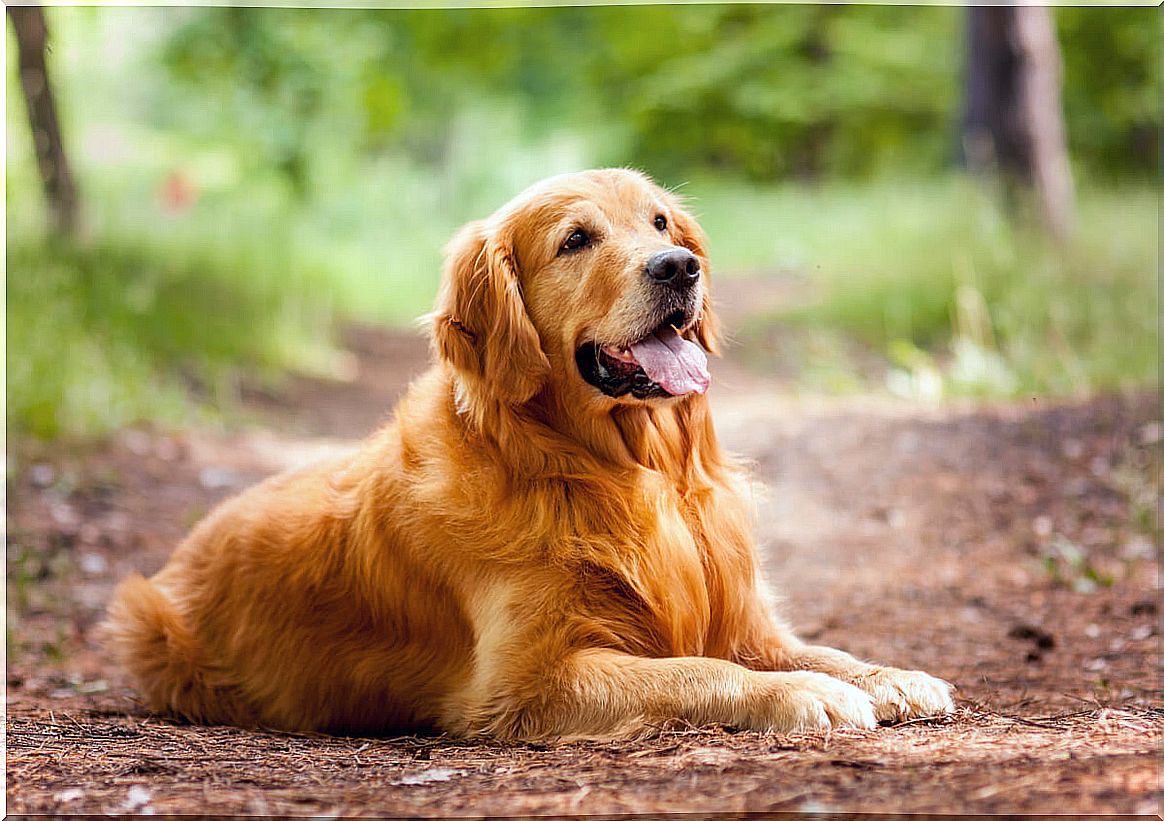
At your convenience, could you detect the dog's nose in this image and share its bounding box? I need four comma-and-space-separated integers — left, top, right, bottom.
645, 248, 700, 290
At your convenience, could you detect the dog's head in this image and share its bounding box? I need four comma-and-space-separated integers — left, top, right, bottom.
432, 169, 720, 411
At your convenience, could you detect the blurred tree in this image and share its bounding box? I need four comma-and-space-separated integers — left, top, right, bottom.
8, 5, 79, 235
963, 7, 1075, 240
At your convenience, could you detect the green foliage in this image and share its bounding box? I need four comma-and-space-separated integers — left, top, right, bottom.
159, 9, 388, 197
148, 6, 1154, 188
586, 5, 962, 180
6, 233, 337, 439
1057, 7, 1159, 178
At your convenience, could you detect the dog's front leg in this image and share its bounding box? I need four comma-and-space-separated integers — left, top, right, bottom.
737, 611, 955, 723
489, 648, 877, 741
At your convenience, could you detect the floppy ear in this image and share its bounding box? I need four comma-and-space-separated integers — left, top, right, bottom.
432, 220, 550, 404
670, 204, 722, 355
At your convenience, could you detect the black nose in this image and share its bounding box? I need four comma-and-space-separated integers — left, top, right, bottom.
645, 248, 700, 290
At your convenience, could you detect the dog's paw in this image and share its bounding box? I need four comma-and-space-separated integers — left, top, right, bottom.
854, 667, 955, 723
757, 671, 877, 733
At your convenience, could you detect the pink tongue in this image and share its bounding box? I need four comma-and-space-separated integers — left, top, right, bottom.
629, 327, 710, 396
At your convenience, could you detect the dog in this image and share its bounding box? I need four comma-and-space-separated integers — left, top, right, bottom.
105, 168, 954, 740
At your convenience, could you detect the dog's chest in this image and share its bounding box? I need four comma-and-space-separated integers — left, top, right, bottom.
576, 483, 739, 658
644, 503, 717, 655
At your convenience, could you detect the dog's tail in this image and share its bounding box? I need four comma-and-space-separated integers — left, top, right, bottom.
103, 573, 239, 724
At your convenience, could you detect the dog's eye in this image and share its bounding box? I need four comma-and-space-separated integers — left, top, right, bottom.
653, 215, 668, 232
561, 228, 591, 254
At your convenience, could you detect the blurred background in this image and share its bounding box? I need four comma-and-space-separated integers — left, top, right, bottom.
6, 5, 1158, 439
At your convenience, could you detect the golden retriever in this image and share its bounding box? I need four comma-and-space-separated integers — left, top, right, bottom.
105, 168, 954, 740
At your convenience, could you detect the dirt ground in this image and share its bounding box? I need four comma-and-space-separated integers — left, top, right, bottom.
6, 281, 1161, 815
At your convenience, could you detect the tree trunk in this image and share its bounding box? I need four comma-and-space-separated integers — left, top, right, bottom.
8, 5, 79, 237
963, 7, 1074, 242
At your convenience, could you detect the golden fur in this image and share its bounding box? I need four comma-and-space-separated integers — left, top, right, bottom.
105, 169, 954, 739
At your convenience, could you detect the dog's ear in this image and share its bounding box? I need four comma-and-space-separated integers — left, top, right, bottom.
669, 204, 721, 356
432, 220, 550, 404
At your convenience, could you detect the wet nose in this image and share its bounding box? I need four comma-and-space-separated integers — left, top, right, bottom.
645, 248, 700, 290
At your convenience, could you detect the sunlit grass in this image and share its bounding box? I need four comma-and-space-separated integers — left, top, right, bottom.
6, 233, 340, 439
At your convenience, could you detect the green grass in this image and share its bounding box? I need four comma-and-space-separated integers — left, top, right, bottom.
6, 232, 340, 439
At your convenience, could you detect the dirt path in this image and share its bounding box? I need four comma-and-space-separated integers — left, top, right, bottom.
6, 293, 1161, 814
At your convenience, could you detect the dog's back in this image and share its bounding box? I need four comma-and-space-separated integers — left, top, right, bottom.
104, 427, 478, 733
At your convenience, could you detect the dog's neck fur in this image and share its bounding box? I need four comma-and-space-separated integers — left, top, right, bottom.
446, 368, 728, 492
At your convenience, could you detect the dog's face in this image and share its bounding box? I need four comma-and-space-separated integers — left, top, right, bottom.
433, 169, 719, 410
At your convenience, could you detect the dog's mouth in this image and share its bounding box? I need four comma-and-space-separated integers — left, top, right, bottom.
576, 310, 710, 399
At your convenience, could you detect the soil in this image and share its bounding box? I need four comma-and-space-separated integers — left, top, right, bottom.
6, 278, 1161, 816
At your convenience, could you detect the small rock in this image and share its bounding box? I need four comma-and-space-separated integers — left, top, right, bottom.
78, 553, 108, 576
1033, 515, 1053, 538
1137, 421, 1162, 445
49, 501, 79, 529
29, 463, 55, 488
959, 607, 982, 623
54, 788, 83, 803
120, 785, 152, 813
393, 767, 460, 785
1130, 624, 1155, 642
1061, 438, 1084, 460
1084, 623, 1101, 639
